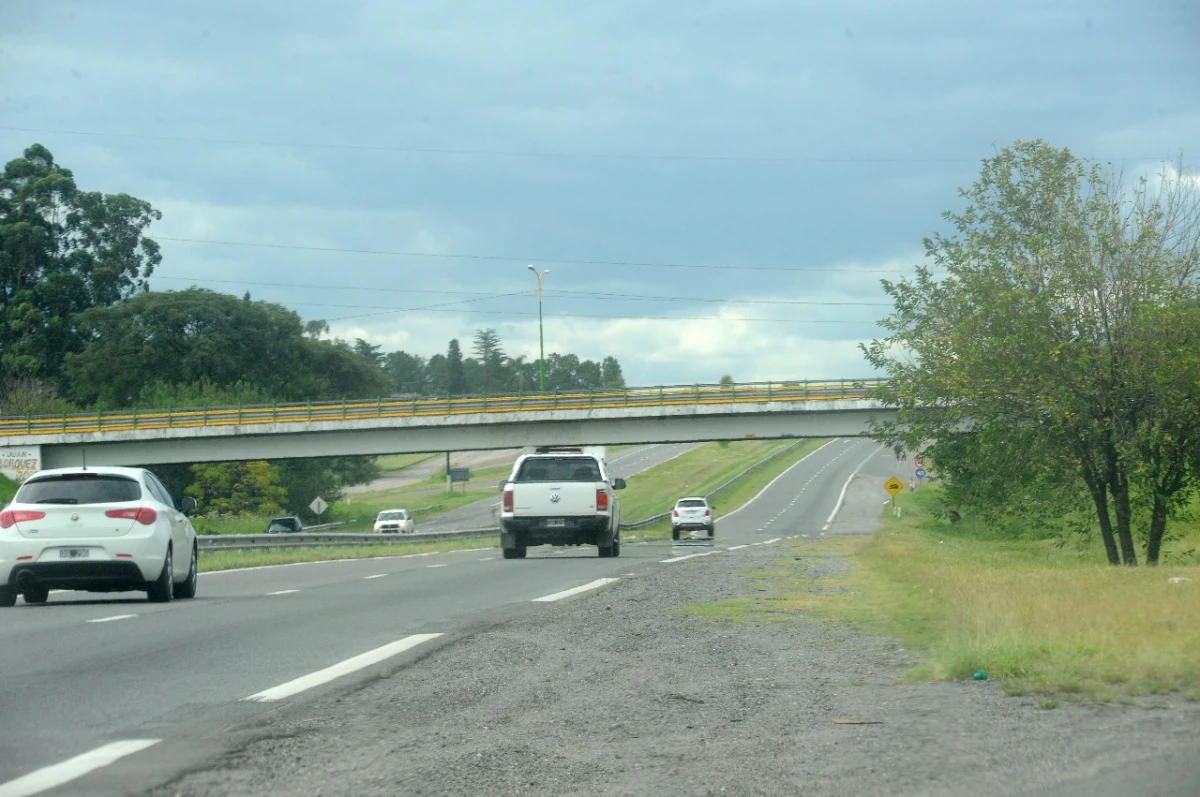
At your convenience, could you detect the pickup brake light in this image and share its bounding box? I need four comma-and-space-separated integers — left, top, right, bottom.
502, 488, 514, 513
595, 488, 609, 512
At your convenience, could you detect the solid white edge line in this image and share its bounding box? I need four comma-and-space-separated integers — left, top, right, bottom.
762, 537, 782, 545
825, 447, 885, 526
244, 633, 443, 702
266, 589, 299, 596
661, 550, 721, 564
715, 439, 839, 524
531, 577, 621, 602
727, 544, 749, 550
363, 574, 386, 580
426, 564, 448, 568
0, 739, 161, 797
87, 614, 137, 624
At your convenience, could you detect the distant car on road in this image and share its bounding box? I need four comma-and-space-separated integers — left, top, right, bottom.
265, 516, 303, 534
374, 509, 413, 534
672, 497, 715, 540
0, 466, 200, 607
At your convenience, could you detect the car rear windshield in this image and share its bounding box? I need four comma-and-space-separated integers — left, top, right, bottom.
16, 474, 142, 505
379, 511, 406, 520
516, 457, 602, 482
677, 499, 706, 507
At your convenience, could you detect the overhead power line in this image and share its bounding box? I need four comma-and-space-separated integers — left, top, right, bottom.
150, 275, 892, 307
148, 236, 906, 274
0, 125, 987, 164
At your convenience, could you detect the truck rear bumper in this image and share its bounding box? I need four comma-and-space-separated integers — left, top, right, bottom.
502, 517, 613, 548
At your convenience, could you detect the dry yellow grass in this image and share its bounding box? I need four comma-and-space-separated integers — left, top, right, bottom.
685, 487, 1200, 701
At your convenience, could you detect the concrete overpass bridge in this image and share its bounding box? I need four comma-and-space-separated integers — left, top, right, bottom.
0, 380, 894, 477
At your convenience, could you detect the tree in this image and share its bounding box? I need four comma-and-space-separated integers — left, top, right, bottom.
353, 338, 384, 367
186, 460, 286, 516
63, 288, 386, 407
384, 350, 426, 395
446, 339, 467, 396
864, 141, 1200, 566
602, 356, 625, 389
0, 144, 160, 380
472, 328, 505, 394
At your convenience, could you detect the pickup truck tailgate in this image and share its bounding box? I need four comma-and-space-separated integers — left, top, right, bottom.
511, 482, 599, 515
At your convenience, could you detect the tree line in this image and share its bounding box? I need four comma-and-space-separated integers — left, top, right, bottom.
0, 143, 626, 519
866, 140, 1200, 566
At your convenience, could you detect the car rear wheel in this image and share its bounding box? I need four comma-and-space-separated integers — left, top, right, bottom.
502, 546, 526, 559
22, 586, 49, 605
174, 543, 198, 599
708, 525, 715, 537
671, 527, 680, 541
612, 536, 621, 557
0, 589, 15, 608
147, 545, 174, 603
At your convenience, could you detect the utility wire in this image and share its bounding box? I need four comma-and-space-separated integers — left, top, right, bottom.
148, 236, 906, 274
150, 275, 892, 307
0, 126, 988, 164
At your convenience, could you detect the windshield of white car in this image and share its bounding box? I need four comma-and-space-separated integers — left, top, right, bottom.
378, 511, 407, 520
515, 457, 602, 482
16, 474, 143, 505
676, 499, 706, 508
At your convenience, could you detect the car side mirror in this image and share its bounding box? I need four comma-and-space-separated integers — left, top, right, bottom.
181, 496, 198, 515
613, 478, 626, 490
498, 479, 508, 492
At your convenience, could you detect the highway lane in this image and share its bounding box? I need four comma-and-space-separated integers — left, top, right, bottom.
414, 442, 703, 533
0, 437, 880, 796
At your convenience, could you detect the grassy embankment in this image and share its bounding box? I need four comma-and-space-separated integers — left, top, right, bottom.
621, 439, 833, 541
681, 485, 1200, 705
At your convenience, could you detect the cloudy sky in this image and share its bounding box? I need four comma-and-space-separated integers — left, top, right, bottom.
1, 0, 1197, 386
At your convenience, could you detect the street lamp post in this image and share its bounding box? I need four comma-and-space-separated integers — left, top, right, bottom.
527, 265, 549, 392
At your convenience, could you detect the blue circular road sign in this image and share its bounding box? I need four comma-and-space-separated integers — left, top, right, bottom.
916, 468, 927, 479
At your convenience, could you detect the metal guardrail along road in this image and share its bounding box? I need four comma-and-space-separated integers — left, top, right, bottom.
198, 527, 497, 553
0, 379, 883, 437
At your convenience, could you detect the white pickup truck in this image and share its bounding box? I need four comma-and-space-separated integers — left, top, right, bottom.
498, 446, 626, 559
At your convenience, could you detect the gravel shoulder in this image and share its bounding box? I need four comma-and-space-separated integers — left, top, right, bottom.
151, 482, 1200, 797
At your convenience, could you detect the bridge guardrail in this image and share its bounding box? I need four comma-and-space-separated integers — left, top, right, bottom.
0, 378, 884, 437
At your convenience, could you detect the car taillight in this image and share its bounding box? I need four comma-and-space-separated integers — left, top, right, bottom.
596, 489, 608, 512
0, 509, 45, 528
705, 509, 711, 516
105, 507, 158, 525
502, 488, 514, 513
673, 509, 679, 517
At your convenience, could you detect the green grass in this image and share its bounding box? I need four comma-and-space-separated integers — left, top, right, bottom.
374, 453, 437, 472
198, 536, 498, 572
679, 485, 1200, 702
0, 475, 17, 506
623, 439, 831, 541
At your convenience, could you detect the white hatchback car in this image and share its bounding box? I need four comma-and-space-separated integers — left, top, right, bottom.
0, 466, 199, 607
374, 509, 413, 534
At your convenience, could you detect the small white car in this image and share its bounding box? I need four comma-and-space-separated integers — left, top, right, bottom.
671, 496, 715, 540
374, 509, 413, 534
0, 466, 199, 607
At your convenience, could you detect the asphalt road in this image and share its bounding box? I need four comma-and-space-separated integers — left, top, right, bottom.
0, 437, 874, 796
411, 442, 703, 533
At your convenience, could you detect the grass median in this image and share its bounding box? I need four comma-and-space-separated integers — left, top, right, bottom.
199, 535, 499, 572
622, 438, 831, 541
681, 486, 1200, 704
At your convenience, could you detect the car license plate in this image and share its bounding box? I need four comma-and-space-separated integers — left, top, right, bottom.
545, 518, 565, 527
59, 548, 90, 560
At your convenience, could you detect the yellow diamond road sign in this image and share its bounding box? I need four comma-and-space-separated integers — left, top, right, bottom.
884, 477, 904, 496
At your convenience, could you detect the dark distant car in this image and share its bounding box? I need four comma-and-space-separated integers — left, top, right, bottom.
265, 516, 302, 534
